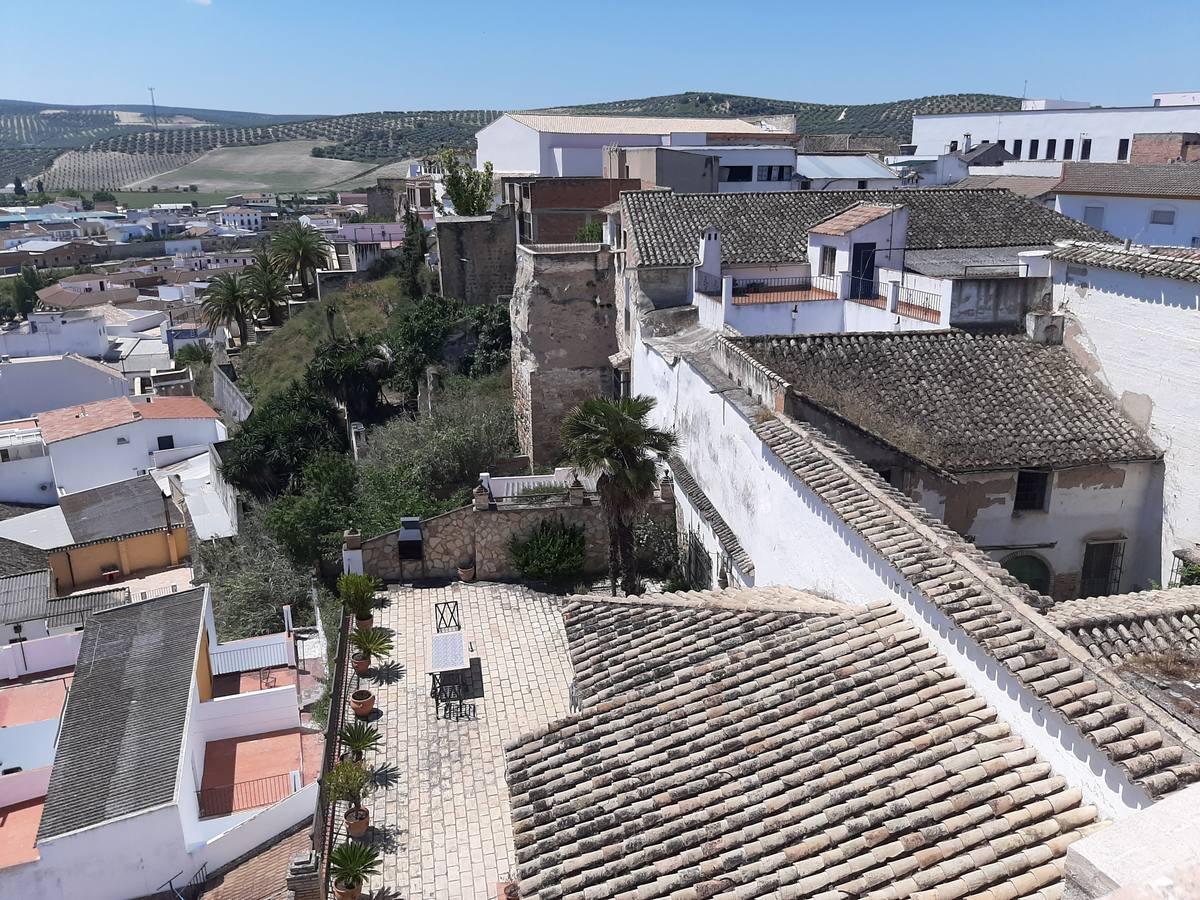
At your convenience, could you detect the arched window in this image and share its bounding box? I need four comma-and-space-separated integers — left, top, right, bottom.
1003, 553, 1052, 595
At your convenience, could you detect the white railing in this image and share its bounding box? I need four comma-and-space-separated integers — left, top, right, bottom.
480, 467, 598, 500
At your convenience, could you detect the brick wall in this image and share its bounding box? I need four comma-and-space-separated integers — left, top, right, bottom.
1130, 132, 1200, 164
435, 205, 517, 306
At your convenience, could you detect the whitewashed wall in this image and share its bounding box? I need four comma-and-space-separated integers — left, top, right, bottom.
1056, 194, 1200, 247
0, 630, 81, 680
0, 451, 55, 504
1053, 262, 1200, 573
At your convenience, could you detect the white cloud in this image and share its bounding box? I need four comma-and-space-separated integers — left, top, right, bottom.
188, 0, 213, 6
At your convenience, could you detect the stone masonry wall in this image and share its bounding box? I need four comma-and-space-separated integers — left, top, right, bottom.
358, 498, 673, 582
511, 245, 617, 465
436, 205, 517, 306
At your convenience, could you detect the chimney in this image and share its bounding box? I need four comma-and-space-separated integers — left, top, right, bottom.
1025, 312, 1064, 345
962, 133, 973, 152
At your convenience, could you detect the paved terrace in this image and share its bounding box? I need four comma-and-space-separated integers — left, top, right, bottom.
358, 582, 573, 899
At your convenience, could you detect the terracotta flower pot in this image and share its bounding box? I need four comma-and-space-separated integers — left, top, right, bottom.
350, 689, 375, 719
458, 563, 476, 583
355, 614, 373, 631
332, 878, 362, 900
351, 651, 370, 676
345, 806, 370, 839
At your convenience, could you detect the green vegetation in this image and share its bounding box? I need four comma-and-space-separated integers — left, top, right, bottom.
337, 574, 380, 622
437, 149, 493, 216
110, 189, 228, 207
322, 758, 373, 814
328, 841, 381, 892
348, 627, 394, 661
272, 222, 332, 298
561, 396, 677, 595
575, 221, 604, 242
264, 453, 359, 569
201, 272, 254, 347
510, 518, 586, 582
338, 721, 382, 759
0, 266, 51, 320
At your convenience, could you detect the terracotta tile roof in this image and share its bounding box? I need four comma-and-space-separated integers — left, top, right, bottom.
730, 331, 1161, 472
35, 284, 140, 309
1045, 587, 1200, 663
745, 408, 1200, 799
809, 202, 902, 236
36, 395, 217, 443
1050, 240, 1200, 285
621, 188, 1111, 268
507, 600, 1100, 899
1055, 161, 1200, 198
566, 586, 845, 706
667, 454, 754, 576
953, 174, 1061, 199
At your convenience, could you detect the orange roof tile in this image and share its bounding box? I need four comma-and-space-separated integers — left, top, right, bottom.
137, 396, 219, 421
35, 396, 217, 443
809, 203, 902, 236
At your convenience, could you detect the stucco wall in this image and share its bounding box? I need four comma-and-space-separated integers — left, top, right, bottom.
52, 526, 188, 591
1054, 264, 1200, 574
212, 363, 252, 423
1056, 193, 1200, 247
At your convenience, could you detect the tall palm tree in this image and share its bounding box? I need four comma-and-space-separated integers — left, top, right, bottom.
200, 272, 256, 347
245, 248, 290, 326
306, 336, 394, 419
270, 223, 331, 299
560, 396, 677, 596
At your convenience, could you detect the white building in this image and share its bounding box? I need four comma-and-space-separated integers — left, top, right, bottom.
911, 93, 1200, 163
217, 207, 262, 231
676, 145, 797, 192
0, 394, 226, 501
1053, 162, 1200, 246
475, 112, 776, 176
793, 153, 901, 191
0, 587, 317, 900
0, 309, 110, 359
1047, 239, 1200, 578
0, 355, 130, 420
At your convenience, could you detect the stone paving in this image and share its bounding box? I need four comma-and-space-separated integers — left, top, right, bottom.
358, 581, 573, 899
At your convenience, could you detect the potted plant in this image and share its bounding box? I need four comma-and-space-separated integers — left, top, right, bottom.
350, 687, 376, 719
348, 626, 393, 676
324, 759, 373, 840
457, 556, 476, 583
338, 721, 382, 763
338, 573, 380, 630
329, 840, 380, 900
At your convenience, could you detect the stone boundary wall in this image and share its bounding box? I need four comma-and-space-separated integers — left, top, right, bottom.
212, 362, 252, 423
359, 497, 673, 583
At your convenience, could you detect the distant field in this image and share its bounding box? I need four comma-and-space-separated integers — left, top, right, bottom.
110, 190, 231, 207
124, 141, 381, 192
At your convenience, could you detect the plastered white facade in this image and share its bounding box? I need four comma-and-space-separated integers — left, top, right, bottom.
1052, 262, 1200, 573
1055, 193, 1200, 247
0, 311, 109, 359
0, 355, 130, 419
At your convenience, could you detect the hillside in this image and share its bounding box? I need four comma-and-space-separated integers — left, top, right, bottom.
545, 92, 1023, 140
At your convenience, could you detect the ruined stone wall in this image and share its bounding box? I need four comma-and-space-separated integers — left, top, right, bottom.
511, 245, 617, 465
435, 205, 517, 306
365, 186, 398, 221
357, 498, 673, 582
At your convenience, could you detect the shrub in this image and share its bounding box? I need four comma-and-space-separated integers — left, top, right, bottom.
634, 514, 681, 579
510, 518, 586, 582
337, 573, 380, 620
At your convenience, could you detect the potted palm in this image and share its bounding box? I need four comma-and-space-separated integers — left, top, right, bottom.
329, 840, 380, 900
348, 626, 393, 676
324, 759, 373, 840
338, 573, 380, 630
350, 687, 376, 719
338, 721, 382, 763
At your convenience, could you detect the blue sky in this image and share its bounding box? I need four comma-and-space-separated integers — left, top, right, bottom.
8, 0, 1199, 114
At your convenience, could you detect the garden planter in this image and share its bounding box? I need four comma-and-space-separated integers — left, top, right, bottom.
350, 689, 376, 718
351, 651, 370, 676
355, 614, 373, 631
344, 806, 370, 839
458, 564, 476, 583
332, 878, 363, 900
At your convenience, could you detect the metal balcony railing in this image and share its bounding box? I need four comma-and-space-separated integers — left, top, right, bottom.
197, 771, 295, 818
896, 286, 942, 323
730, 274, 839, 303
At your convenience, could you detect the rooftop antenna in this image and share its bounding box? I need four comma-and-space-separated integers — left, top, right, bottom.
148, 87, 159, 130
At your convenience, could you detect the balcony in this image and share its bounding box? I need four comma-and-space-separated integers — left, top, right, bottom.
895, 285, 943, 323
731, 275, 838, 305
197, 727, 320, 818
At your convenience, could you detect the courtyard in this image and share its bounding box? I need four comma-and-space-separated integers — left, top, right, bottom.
349, 582, 573, 899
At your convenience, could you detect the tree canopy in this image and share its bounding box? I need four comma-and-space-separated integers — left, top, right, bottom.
437, 149, 494, 217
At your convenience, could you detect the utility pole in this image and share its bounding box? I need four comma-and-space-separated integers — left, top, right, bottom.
148, 87, 159, 130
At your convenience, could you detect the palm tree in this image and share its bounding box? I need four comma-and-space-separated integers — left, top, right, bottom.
306, 336, 394, 419
245, 248, 291, 326
560, 396, 677, 595
270, 223, 331, 298
200, 272, 256, 346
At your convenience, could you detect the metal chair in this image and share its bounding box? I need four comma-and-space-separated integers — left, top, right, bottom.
434, 600, 461, 633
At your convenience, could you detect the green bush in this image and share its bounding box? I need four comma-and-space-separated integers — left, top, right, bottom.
634, 514, 681, 579
510, 518, 586, 582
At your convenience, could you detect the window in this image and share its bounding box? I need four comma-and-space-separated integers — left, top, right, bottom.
1150, 209, 1176, 225
1028, 139, 1039, 160
1080, 138, 1092, 160
778, 165, 793, 181
799, 179, 812, 190
116, 436, 130, 445
1080, 540, 1125, 597
1045, 139, 1057, 159
1063, 138, 1074, 160
819, 245, 836, 277
1014, 469, 1050, 511
719, 166, 753, 183
756, 165, 793, 182
949, 140, 959, 152
1117, 138, 1130, 161
1083, 205, 1105, 228
1065, 264, 1089, 285
1011, 139, 1023, 159
156, 435, 175, 451
0, 448, 8, 463
857, 180, 868, 190
1003, 554, 1052, 594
